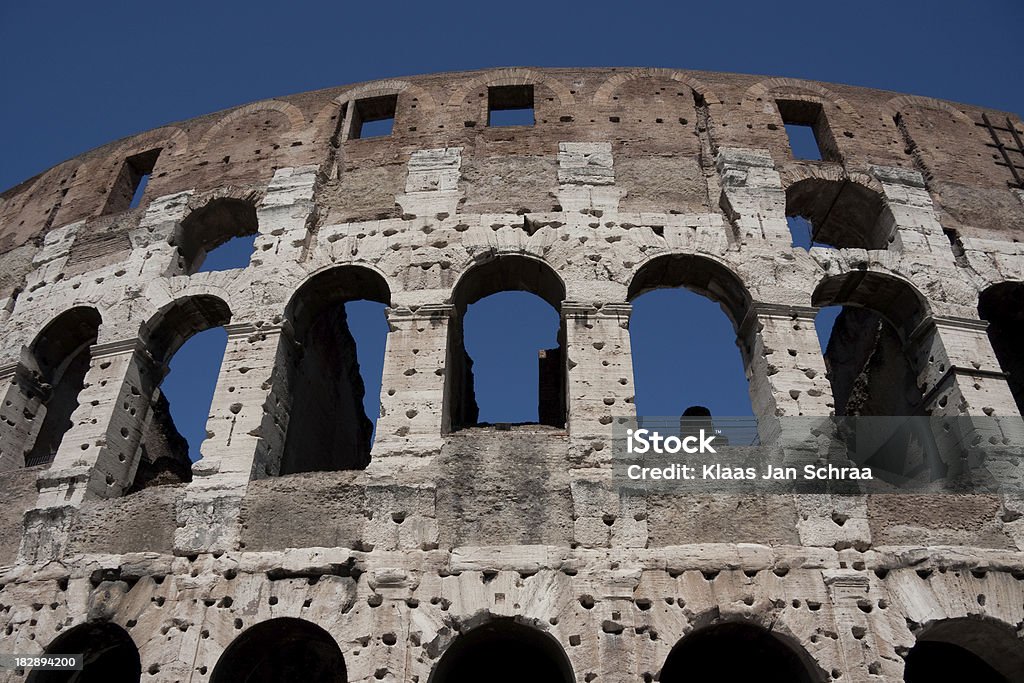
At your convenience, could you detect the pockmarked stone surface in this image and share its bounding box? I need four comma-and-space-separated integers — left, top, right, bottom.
0, 67, 1023, 682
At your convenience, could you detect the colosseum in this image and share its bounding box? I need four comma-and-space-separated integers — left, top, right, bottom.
0, 67, 1023, 682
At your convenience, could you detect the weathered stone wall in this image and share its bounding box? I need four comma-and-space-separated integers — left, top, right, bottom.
0, 67, 1023, 682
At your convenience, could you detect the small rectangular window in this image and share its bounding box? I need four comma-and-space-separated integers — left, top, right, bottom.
350, 95, 397, 139
777, 100, 839, 162
103, 148, 161, 214
488, 85, 534, 127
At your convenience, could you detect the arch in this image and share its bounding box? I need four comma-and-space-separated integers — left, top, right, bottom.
140, 294, 232, 367
446, 255, 567, 430
311, 79, 439, 139
904, 617, 1024, 682
197, 100, 306, 151
783, 170, 890, 250
107, 125, 190, 160
175, 196, 259, 274
450, 254, 566, 313
445, 68, 576, 108
592, 68, 721, 107
428, 618, 573, 683
275, 265, 392, 474
660, 622, 823, 683
627, 253, 752, 331
744, 77, 859, 118
0, 307, 101, 468
812, 270, 930, 343
210, 617, 346, 683
27, 621, 140, 683
885, 94, 975, 127
978, 281, 1024, 415
285, 264, 392, 339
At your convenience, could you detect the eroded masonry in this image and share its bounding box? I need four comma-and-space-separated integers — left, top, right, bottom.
1, 68, 1023, 682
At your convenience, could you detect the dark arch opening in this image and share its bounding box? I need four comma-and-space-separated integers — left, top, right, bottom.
786, 178, 889, 250
429, 619, 574, 683
447, 256, 566, 431
277, 266, 390, 474
628, 255, 754, 430
176, 198, 258, 274
27, 621, 140, 683
660, 622, 819, 683
979, 282, 1024, 416
813, 272, 942, 480
904, 618, 1024, 683
126, 295, 231, 492
4, 307, 101, 468
210, 617, 346, 683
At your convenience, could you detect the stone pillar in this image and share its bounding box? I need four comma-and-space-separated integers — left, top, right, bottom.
823, 571, 880, 683
19, 338, 150, 563
370, 304, 450, 460
0, 361, 27, 470
396, 147, 463, 218
175, 321, 284, 554
563, 302, 635, 463
128, 190, 193, 278
252, 165, 319, 265
35, 339, 154, 505
717, 148, 790, 243
557, 142, 621, 215
915, 316, 1022, 420
741, 303, 833, 444
871, 165, 954, 261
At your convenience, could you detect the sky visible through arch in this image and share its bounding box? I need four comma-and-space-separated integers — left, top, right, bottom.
1, 0, 1019, 459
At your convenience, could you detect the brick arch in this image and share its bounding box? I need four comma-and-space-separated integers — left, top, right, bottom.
108, 125, 190, 160
885, 94, 974, 126
592, 68, 721, 107
444, 68, 576, 108
197, 100, 306, 151
812, 268, 932, 343
744, 77, 859, 118
779, 164, 884, 196
311, 79, 439, 138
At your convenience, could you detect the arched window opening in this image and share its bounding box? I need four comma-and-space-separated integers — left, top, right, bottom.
660, 622, 819, 683
630, 288, 754, 421
176, 198, 258, 274
447, 256, 566, 431
813, 272, 929, 418
979, 282, 1024, 415
462, 291, 561, 425
210, 617, 346, 683
27, 621, 140, 683
277, 266, 390, 475
786, 178, 889, 250
429, 619, 573, 683
157, 327, 228, 462
628, 255, 754, 435
813, 273, 939, 480
904, 618, 1024, 683
127, 295, 231, 493
1, 307, 101, 469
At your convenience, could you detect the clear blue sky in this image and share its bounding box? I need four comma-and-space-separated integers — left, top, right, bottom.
2, 1, 1019, 459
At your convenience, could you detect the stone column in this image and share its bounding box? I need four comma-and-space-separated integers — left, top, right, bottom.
19, 338, 150, 563
0, 361, 27, 471
741, 303, 833, 444
252, 165, 319, 264
717, 148, 790, 243
370, 304, 451, 460
823, 571, 880, 683
174, 321, 284, 554
563, 302, 635, 464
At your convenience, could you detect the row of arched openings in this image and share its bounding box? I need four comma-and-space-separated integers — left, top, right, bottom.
3, 251, 1023, 485
26, 615, 1024, 682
